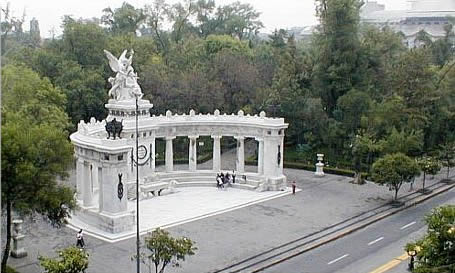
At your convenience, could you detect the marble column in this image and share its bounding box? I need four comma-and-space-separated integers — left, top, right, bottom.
212, 135, 222, 172
83, 161, 94, 207
257, 138, 264, 174
76, 158, 84, 201
235, 136, 245, 173
188, 135, 198, 171
165, 136, 175, 172
150, 136, 156, 173
91, 162, 99, 192
280, 136, 284, 171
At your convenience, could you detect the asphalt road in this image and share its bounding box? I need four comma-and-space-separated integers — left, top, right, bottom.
262, 187, 455, 273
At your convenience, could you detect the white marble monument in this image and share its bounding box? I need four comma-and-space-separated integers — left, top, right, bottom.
315, 153, 325, 177
11, 219, 27, 258
70, 49, 289, 234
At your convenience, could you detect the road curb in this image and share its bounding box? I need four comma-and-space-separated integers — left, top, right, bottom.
251, 182, 455, 273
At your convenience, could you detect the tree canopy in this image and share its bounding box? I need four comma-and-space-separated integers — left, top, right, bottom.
39, 246, 89, 273
142, 228, 196, 273
1, 64, 76, 271
406, 205, 455, 273
1, 0, 454, 178
371, 153, 420, 201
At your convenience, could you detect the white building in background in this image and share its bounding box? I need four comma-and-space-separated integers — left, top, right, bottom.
361, 0, 455, 47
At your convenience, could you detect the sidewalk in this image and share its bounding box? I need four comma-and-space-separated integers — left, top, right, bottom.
3, 149, 453, 273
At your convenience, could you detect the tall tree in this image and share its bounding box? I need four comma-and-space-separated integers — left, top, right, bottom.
1, 3, 25, 56
144, 0, 172, 56
417, 156, 441, 193
312, 0, 364, 116
102, 2, 146, 35
1, 65, 76, 271
214, 1, 263, 40
142, 228, 196, 273
61, 17, 108, 69
371, 153, 420, 202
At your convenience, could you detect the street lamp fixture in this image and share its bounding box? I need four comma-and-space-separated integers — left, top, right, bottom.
407, 246, 421, 271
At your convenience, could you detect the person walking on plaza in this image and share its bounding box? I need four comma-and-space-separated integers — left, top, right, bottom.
291, 181, 296, 194
76, 229, 85, 248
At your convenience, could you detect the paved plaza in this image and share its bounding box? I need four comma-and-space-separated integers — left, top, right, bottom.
2, 145, 453, 273
68, 186, 296, 242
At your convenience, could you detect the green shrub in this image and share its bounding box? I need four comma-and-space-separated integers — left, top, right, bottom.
5, 266, 18, 273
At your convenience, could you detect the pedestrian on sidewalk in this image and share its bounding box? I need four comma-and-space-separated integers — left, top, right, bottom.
76, 229, 85, 248
291, 181, 296, 194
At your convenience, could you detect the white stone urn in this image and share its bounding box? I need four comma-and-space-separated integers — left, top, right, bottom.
315, 153, 325, 177
11, 219, 27, 258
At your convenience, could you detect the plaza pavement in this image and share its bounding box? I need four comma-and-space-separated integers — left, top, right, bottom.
2, 143, 453, 273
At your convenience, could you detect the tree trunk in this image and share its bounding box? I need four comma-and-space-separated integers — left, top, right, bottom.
422, 172, 426, 191
159, 261, 168, 273
1, 199, 12, 272
394, 186, 399, 201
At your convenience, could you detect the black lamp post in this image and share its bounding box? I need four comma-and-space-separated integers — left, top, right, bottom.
135, 95, 140, 273
407, 246, 420, 271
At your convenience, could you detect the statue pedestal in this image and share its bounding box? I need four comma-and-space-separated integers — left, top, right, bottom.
105, 99, 153, 121
11, 220, 27, 258
315, 162, 325, 177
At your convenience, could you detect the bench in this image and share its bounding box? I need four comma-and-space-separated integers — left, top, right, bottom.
140, 182, 169, 198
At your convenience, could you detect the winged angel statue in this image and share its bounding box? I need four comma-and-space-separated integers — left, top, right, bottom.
104, 49, 143, 101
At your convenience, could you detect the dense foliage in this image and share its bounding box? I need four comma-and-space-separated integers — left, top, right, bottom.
39, 247, 89, 273
371, 153, 420, 201
1, 0, 454, 169
1, 65, 77, 271
406, 205, 455, 273
142, 228, 196, 273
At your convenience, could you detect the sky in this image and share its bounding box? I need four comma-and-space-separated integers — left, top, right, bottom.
1, 0, 409, 38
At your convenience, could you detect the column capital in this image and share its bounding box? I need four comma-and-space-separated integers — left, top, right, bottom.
77, 158, 85, 164
234, 136, 245, 141
255, 137, 264, 142
188, 135, 199, 139
211, 135, 222, 140
165, 136, 176, 141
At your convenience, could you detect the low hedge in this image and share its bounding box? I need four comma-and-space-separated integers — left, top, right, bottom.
154, 156, 364, 179
245, 160, 363, 178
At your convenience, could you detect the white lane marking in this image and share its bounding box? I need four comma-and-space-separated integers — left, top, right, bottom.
327, 254, 349, 265
367, 236, 384, 246
400, 221, 416, 230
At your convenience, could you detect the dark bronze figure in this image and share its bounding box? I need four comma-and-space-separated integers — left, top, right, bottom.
105, 118, 123, 139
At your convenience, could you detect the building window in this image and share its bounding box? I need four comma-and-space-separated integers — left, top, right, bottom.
118, 154, 123, 161
104, 154, 110, 160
